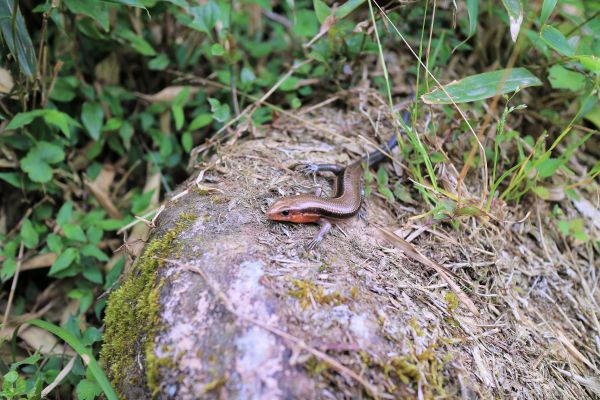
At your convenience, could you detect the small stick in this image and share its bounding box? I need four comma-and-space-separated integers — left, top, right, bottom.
2, 242, 24, 329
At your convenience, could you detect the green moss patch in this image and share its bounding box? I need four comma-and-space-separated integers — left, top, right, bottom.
100, 213, 197, 396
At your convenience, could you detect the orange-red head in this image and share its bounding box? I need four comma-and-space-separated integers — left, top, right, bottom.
266, 196, 321, 224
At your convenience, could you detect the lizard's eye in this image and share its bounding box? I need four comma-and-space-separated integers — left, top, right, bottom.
281, 210, 290, 216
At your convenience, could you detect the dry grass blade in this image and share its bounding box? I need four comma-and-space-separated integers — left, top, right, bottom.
84, 178, 123, 220
41, 356, 76, 397
374, 225, 480, 317
21, 253, 57, 271
160, 257, 381, 399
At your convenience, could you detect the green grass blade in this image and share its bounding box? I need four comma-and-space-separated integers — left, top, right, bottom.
26, 319, 118, 400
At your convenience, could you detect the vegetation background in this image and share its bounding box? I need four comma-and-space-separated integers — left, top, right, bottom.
0, 0, 598, 398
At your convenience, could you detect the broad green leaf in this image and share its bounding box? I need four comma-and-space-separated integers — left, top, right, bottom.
63, 0, 109, 31
6, 109, 45, 130
280, 76, 299, 91
189, 1, 220, 33
1, 258, 17, 281
210, 43, 225, 56
81, 244, 109, 261
116, 28, 156, 56
181, 131, 193, 152
82, 102, 105, 140
172, 105, 184, 131
6, 109, 79, 137
313, 0, 331, 24
540, 0, 558, 26
0, 172, 22, 188
574, 55, 600, 74
57, 201, 73, 226
292, 9, 318, 37
0, 0, 37, 77
208, 98, 230, 122
421, 68, 542, 104
376, 166, 388, 186
76, 379, 103, 400
26, 319, 118, 400
20, 219, 39, 249
540, 25, 574, 57
536, 158, 562, 178
189, 113, 212, 130
377, 186, 394, 202
148, 53, 170, 70
502, 0, 523, 42
20, 141, 66, 183
63, 224, 87, 242
49, 248, 77, 275
548, 65, 586, 91
240, 67, 256, 85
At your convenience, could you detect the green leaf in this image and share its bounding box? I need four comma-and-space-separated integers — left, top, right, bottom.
57, 201, 73, 226
454, 0, 478, 51
313, 0, 331, 24
172, 105, 184, 131
20, 141, 66, 183
421, 68, 542, 104
82, 102, 105, 141
116, 28, 156, 56
26, 319, 118, 400
377, 186, 394, 202
63, 224, 87, 242
188, 113, 212, 130
7, 109, 79, 136
210, 43, 225, 56
536, 158, 562, 178
189, 1, 220, 33
540, 25, 574, 57
376, 166, 388, 186
574, 55, 600, 74
240, 66, 256, 85
181, 131, 193, 152
0, 172, 22, 188
82, 326, 103, 346
502, 0, 523, 42
20, 219, 39, 249
81, 244, 109, 261
280, 76, 299, 91
548, 65, 586, 91
63, 0, 109, 31
540, 0, 558, 26
0, 0, 37, 77
208, 98, 230, 122
76, 379, 103, 400
47, 234, 63, 253
49, 248, 77, 275
6, 109, 45, 130
1, 258, 17, 281
334, 0, 365, 19
292, 9, 318, 37
148, 53, 170, 70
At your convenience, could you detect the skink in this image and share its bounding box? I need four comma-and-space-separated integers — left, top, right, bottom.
267, 122, 404, 249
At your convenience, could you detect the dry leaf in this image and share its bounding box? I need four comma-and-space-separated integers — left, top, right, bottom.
0, 67, 14, 96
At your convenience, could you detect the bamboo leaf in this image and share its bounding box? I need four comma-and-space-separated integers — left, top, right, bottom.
422, 68, 542, 104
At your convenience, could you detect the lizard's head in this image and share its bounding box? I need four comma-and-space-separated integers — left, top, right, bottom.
266, 196, 320, 223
